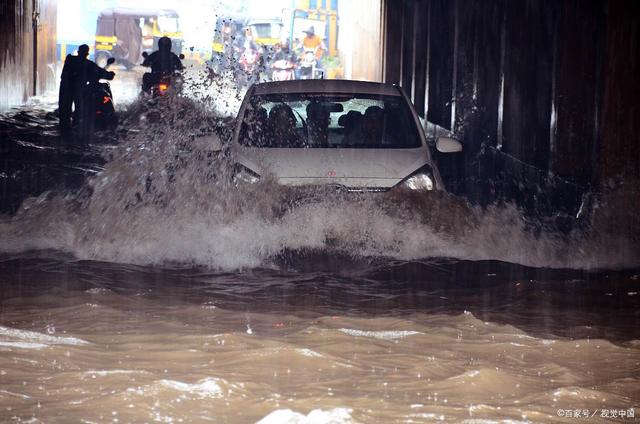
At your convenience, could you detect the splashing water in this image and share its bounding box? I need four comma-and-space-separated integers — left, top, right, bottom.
0, 87, 638, 271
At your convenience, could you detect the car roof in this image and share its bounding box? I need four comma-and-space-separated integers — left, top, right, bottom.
216, 15, 248, 25
98, 7, 178, 19
248, 18, 282, 25
251, 80, 402, 97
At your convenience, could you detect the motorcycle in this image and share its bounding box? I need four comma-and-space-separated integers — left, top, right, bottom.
141, 52, 185, 97
151, 71, 185, 97
79, 57, 117, 134
271, 58, 296, 81
235, 47, 262, 88
298, 49, 317, 80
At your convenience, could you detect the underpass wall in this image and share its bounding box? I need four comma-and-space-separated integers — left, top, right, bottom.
0, 0, 57, 112
337, 0, 383, 81
382, 0, 639, 211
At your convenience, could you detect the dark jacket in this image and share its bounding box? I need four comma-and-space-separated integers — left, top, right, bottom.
61, 54, 114, 88
142, 50, 184, 74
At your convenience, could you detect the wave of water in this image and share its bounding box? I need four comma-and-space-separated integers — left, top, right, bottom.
0, 93, 638, 271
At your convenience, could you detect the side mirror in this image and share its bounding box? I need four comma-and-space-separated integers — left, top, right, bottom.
142, 51, 149, 58
436, 137, 463, 153
179, 54, 185, 60
106, 57, 116, 65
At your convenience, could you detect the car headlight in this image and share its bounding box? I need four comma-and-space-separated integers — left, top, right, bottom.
233, 163, 260, 184
399, 166, 435, 191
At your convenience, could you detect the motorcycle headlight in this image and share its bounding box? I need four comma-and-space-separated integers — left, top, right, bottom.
399, 166, 435, 191
233, 163, 260, 184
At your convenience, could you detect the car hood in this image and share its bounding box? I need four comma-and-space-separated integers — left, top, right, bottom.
235, 147, 430, 189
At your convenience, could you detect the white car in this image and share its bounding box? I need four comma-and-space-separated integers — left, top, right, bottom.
230, 80, 462, 191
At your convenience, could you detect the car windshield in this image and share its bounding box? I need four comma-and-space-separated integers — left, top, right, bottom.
252, 23, 282, 39
157, 16, 179, 33
239, 93, 422, 148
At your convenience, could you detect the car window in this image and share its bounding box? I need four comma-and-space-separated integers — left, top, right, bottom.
157, 16, 179, 33
252, 23, 282, 39
239, 93, 422, 149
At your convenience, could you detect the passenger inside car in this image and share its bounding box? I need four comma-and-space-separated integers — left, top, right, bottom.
361, 106, 386, 145
269, 104, 303, 148
239, 93, 421, 149
339, 110, 364, 146
306, 101, 331, 147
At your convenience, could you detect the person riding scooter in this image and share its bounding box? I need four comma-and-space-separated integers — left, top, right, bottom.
59, 44, 115, 134
295, 27, 326, 79
296, 26, 326, 60
141, 36, 184, 93
271, 40, 296, 81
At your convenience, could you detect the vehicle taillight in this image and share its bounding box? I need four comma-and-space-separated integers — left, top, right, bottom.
102, 96, 110, 104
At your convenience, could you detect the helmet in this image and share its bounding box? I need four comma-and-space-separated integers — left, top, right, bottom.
158, 36, 172, 51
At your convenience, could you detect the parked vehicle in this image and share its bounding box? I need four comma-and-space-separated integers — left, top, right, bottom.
94, 7, 182, 69
230, 80, 463, 192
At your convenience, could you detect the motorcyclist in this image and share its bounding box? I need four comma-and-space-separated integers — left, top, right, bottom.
271, 40, 297, 81
58, 44, 115, 133
296, 26, 327, 59
237, 27, 259, 52
141, 36, 184, 93
273, 39, 296, 63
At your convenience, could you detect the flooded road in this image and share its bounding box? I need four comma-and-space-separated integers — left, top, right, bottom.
1, 72, 639, 423
0, 254, 639, 423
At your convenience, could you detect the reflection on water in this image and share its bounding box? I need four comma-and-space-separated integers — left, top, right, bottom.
0, 254, 638, 423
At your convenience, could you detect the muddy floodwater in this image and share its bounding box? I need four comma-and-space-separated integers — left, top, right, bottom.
1, 72, 639, 423
0, 255, 639, 423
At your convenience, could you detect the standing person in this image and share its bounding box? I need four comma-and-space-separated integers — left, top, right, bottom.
141, 36, 184, 93
58, 44, 115, 134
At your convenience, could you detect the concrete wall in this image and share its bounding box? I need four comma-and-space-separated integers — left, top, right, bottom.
382, 0, 640, 201
337, 0, 382, 81
0, 0, 58, 112
599, 0, 640, 182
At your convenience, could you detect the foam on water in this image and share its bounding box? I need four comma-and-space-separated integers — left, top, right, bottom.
0, 325, 89, 346
0, 341, 48, 350
338, 329, 422, 340
256, 407, 353, 424
0, 92, 638, 271
159, 377, 224, 398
